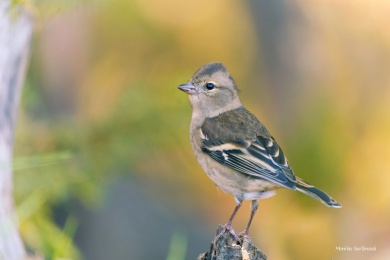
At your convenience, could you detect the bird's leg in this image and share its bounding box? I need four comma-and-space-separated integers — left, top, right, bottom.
213, 198, 242, 248
241, 200, 258, 236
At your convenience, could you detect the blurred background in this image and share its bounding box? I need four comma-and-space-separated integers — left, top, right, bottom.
12, 0, 390, 259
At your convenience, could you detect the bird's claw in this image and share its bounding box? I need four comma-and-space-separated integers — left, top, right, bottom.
238, 229, 249, 239
213, 223, 241, 250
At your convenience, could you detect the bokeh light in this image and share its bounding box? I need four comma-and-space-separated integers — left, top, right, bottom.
11, 0, 390, 259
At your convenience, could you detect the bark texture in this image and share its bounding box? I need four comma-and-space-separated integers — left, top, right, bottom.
0, 1, 33, 259
198, 226, 267, 260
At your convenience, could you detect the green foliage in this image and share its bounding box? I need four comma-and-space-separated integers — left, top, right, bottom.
166, 230, 188, 260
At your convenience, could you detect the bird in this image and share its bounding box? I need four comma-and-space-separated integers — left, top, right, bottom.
178, 62, 341, 241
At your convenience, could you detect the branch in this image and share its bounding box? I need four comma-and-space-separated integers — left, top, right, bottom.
197, 226, 267, 260
0, 1, 33, 259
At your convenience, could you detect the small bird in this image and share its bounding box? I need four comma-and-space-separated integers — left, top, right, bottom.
178, 62, 341, 241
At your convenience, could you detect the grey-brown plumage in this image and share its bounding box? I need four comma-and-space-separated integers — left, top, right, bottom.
202, 106, 270, 142
178, 62, 341, 240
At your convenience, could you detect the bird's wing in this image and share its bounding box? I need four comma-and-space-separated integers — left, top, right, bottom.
200, 107, 297, 189
201, 131, 297, 190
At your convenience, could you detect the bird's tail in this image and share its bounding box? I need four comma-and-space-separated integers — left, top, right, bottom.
296, 178, 342, 208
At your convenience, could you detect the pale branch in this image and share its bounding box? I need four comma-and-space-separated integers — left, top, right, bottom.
0, 1, 33, 259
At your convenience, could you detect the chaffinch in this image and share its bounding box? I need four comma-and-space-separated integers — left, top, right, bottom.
178, 62, 341, 241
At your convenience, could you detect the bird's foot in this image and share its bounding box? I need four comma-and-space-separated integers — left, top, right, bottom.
238, 229, 250, 239
213, 222, 241, 250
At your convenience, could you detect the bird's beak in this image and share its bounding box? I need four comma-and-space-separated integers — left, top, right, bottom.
178, 83, 198, 95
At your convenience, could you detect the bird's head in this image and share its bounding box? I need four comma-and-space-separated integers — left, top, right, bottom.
178, 62, 242, 118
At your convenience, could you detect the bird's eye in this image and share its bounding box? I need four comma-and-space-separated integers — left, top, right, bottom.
205, 82, 215, 90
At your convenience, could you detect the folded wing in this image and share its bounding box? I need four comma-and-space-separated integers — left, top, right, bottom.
201, 133, 297, 190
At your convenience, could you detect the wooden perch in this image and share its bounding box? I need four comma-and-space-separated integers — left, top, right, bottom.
0, 1, 33, 259
197, 225, 267, 260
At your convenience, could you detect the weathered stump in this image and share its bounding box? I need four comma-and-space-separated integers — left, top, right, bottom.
198, 226, 267, 260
